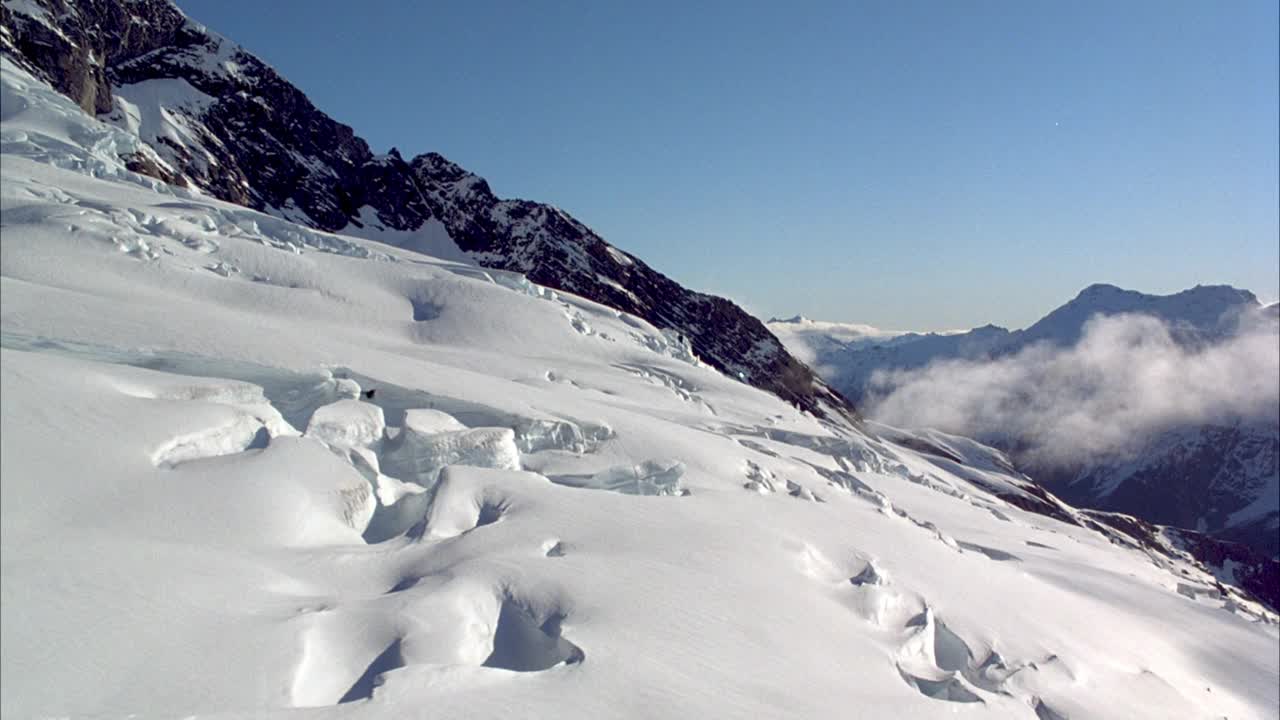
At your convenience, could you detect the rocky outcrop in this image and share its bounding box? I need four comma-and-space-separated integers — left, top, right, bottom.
1081, 510, 1279, 613
1042, 420, 1278, 559
405, 152, 850, 417
0, 0, 856, 422
1, 0, 188, 114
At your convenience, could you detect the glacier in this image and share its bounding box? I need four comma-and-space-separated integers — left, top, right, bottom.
1, 37, 1278, 720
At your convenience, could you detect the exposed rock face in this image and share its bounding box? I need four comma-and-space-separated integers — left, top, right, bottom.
0, 0, 855, 422
406, 152, 849, 416
1, 0, 187, 114
883, 429, 1280, 613
1039, 420, 1279, 559
1081, 510, 1280, 613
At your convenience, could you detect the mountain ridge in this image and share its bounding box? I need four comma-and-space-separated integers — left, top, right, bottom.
0, 0, 855, 423
770, 283, 1280, 559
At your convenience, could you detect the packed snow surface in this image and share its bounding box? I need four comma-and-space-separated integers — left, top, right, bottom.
1, 59, 1278, 720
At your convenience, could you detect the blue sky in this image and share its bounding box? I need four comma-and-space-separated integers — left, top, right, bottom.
179, 0, 1278, 330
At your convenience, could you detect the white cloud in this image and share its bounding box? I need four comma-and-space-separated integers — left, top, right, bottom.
865, 313, 1280, 466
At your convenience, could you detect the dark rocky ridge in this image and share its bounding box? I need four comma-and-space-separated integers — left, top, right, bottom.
1, 0, 187, 115
0, 0, 855, 422
1081, 510, 1280, 614
897, 432, 1280, 613
1039, 420, 1278, 559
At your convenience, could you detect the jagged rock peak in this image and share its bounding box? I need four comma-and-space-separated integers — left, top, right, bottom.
413, 151, 473, 181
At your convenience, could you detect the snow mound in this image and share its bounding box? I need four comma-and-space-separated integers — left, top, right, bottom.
484, 596, 585, 672
403, 408, 468, 435
151, 409, 269, 467
305, 400, 386, 450
419, 466, 526, 539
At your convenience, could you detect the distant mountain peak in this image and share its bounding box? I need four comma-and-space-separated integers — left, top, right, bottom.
1073, 282, 1258, 308
971, 323, 1009, 334
1078, 282, 1124, 294
1025, 282, 1261, 348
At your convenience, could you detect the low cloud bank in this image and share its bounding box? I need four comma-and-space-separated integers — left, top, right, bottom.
865, 313, 1280, 466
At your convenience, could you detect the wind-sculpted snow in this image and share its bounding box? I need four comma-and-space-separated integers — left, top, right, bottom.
549, 460, 689, 496
1, 55, 174, 189
306, 400, 387, 451
483, 595, 586, 672
151, 410, 270, 467
5, 294, 1279, 718
383, 425, 522, 489
2, 49, 1279, 720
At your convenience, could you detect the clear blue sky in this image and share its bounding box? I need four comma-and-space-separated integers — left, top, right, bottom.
179, 0, 1278, 330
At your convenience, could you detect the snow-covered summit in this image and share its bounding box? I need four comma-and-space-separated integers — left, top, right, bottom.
771, 283, 1270, 405
1021, 283, 1262, 347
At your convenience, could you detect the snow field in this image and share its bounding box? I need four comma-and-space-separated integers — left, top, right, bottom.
1, 58, 1277, 720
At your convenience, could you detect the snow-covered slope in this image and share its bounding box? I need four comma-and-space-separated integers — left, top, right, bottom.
0, 0, 851, 422
3, 57, 1279, 719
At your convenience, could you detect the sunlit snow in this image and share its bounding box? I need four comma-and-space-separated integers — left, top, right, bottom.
1, 58, 1277, 720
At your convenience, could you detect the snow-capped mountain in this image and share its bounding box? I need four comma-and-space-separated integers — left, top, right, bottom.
0, 0, 851, 422
771, 284, 1270, 405
770, 286, 1280, 563
1016, 283, 1263, 347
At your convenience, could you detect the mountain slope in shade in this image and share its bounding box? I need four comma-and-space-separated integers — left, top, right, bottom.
1018, 283, 1262, 347
0, 0, 853, 423
770, 285, 1280, 559
1056, 418, 1278, 557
